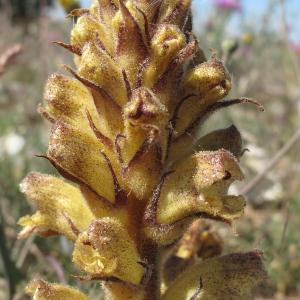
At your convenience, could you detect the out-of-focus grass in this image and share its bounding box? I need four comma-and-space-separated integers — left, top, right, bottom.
0, 1, 299, 299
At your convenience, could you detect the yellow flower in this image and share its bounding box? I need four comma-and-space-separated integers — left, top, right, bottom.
26, 279, 89, 300
162, 251, 267, 300
19, 0, 266, 299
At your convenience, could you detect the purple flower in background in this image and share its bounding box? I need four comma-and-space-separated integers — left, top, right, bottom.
215, 0, 242, 11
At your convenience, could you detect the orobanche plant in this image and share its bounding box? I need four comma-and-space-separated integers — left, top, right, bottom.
19, 0, 266, 299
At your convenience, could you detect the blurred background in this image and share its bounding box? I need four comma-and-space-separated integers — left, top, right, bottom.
0, 0, 299, 299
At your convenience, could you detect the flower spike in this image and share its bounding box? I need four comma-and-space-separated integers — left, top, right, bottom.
19, 0, 266, 299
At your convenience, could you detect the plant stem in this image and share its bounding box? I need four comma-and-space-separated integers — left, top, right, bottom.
241, 128, 300, 195
143, 243, 160, 300
0, 210, 20, 300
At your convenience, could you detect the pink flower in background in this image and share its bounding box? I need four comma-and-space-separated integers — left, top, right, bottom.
215, 0, 242, 11
289, 42, 300, 53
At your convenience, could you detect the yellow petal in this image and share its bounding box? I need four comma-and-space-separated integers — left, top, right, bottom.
174, 220, 223, 261
26, 279, 89, 300
18, 172, 94, 240
44, 69, 123, 139
158, 149, 244, 224
161, 220, 223, 293
151, 39, 198, 108
143, 25, 186, 88
73, 218, 145, 285
78, 42, 127, 106
89, 0, 117, 22
183, 59, 231, 97
47, 122, 117, 203
143, 149, 245, 244
162, 251, 267, 300
18, 172, 129, 240
44, 74, 107, 135
71, 14, 114, 55
175, 58, 232, 134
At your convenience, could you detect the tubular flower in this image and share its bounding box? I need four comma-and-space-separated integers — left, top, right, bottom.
25, 279, 90, 300
161, 220, 223, 292
19, 0, 266, 299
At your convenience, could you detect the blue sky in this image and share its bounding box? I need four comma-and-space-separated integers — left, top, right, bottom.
79, 0, 300, 42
